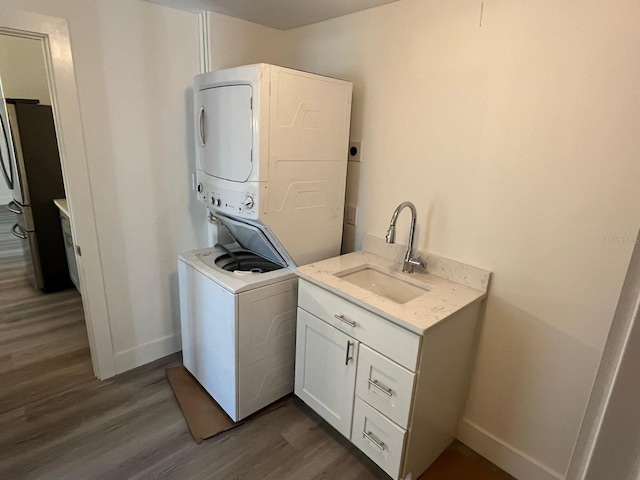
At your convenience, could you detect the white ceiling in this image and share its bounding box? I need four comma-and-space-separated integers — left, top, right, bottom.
146, 0, 399, 30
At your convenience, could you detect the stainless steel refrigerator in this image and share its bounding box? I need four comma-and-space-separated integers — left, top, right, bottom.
0, 94, 71, 291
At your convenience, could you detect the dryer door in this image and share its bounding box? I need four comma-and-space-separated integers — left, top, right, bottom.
197, 84, 253, 182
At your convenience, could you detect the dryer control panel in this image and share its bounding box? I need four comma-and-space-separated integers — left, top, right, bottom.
196, 175, 264, 221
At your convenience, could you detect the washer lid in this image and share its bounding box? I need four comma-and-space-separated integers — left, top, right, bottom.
214, 213, 295, 268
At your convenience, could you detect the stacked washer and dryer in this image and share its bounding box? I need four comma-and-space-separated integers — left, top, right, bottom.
179, 64, 353, 421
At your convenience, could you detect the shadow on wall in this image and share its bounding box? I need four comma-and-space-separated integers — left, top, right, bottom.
462, 295, 602, 475
167, 88, 208, 332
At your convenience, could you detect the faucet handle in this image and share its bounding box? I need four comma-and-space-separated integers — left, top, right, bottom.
407, 255, 426, 270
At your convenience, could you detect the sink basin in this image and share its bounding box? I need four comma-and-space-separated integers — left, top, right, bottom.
336, 266, 429, 304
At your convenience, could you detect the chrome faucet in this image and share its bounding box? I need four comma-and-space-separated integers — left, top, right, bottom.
385, 202, 425, 273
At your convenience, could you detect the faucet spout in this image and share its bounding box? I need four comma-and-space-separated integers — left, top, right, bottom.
385, 225, 396, 243
385, 202, 425, 273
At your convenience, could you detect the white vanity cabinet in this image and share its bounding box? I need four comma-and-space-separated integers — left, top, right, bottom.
294, 278, 482, 480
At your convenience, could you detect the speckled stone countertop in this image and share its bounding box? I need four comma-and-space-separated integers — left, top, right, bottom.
295, 235, 491, 335
53, 198, 69, 217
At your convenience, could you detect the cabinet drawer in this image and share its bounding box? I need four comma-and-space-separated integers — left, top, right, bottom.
351, 397, 406, 479
356, 345, 415, 428
298, 279, 420, 371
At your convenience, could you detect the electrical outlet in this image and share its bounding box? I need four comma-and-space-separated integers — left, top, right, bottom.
346, 205, 357, 225
349, 141, 361, 162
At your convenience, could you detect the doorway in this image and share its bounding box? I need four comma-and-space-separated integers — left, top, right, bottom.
0, 8, 114, 379
0, 33, 96, 408
0, 34, 73, 291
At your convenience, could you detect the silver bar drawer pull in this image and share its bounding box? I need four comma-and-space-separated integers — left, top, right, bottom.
334, 314, 356, 327
363, 431, 385, 451
368, 379, 393, 397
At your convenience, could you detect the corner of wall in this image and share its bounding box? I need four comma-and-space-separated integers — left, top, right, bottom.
114, 332, 182, 374
457, 418, 564, 480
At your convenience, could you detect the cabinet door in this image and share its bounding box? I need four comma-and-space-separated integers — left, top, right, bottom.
295, 308, 358, 438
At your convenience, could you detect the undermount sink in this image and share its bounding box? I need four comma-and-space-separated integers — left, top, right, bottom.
336, 266, 429, 304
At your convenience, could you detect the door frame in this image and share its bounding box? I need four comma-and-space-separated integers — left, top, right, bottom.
566, 230, 640, 479
0, 7, 115, 378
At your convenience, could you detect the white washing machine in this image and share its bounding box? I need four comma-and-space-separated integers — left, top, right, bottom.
180, 64, 352, 421
179, 214, 298, 421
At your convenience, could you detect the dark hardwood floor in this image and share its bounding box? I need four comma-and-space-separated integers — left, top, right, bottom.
0, 206, 94, 419
0, 205, 514, 480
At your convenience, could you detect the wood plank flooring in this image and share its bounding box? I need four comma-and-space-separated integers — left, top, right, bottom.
0, 205, 23, 259
0, 205, 94, 418
0, 204, 514, 480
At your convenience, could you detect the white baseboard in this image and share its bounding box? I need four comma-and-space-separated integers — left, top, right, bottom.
457, 418, 564, 480
114, 332, 182, 374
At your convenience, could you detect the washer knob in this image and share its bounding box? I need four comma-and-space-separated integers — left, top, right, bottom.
243, 196, 255, 209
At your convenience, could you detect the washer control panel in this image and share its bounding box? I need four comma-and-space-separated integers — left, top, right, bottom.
196, 176, 262, 220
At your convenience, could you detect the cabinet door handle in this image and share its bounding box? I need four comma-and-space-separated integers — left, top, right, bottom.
345, 341, 353, 365
198, 106, 205, 146
363, 431, 386, 451
368, 379, 393, 397
335, 314, 356, 328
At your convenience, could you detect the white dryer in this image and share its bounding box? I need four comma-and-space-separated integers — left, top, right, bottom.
180, 64, 352, 421
193, 63, 353, 266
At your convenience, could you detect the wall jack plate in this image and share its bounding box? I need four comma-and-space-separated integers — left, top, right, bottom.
345, 205, 357, 226
349, 142, 361, 162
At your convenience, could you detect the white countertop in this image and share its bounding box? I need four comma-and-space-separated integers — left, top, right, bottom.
296, 237, 491, 335
53, 198, 69, 217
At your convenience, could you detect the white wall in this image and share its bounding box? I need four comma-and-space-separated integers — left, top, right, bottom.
0, 34, 51, 105
208, 12, 289, 70
92, 0, 207, 371
1, 0, 207, 373
0, 34, 51, 204
208, 1, 640, 478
